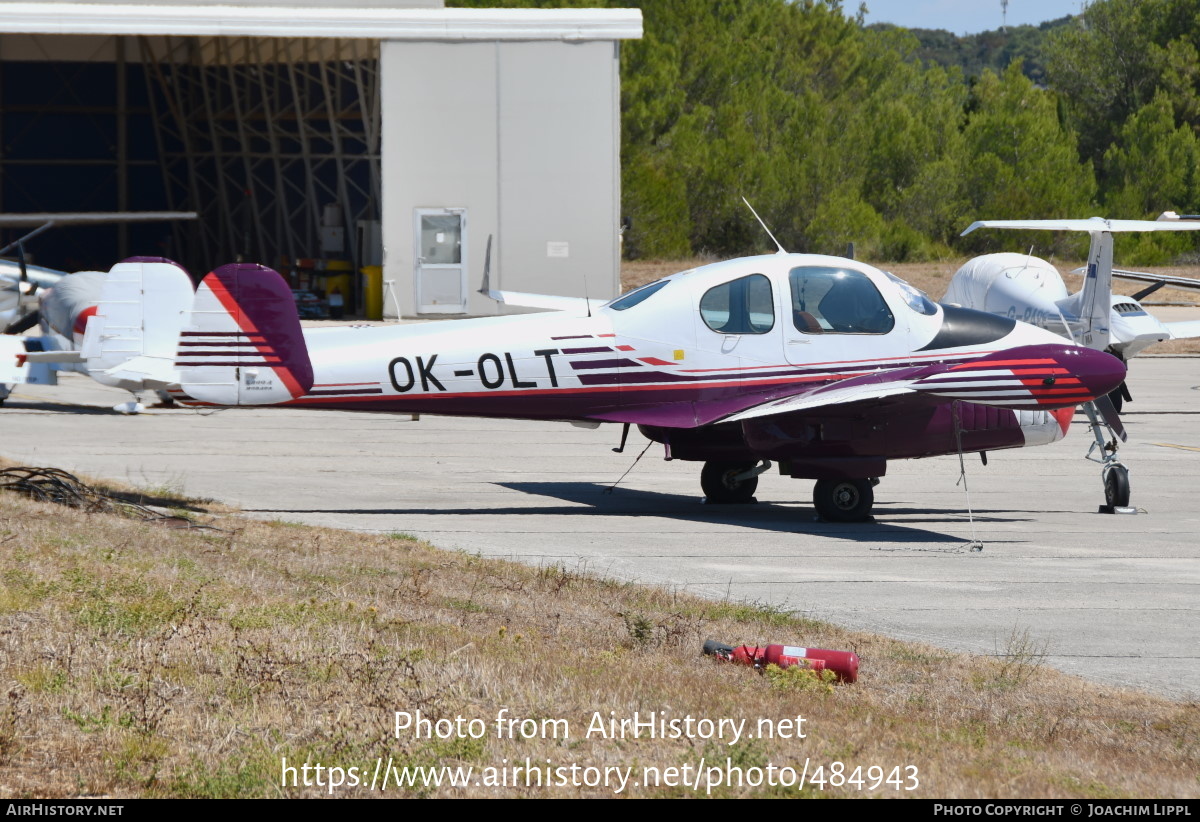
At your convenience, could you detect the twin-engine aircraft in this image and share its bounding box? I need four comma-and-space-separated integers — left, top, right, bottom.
0, 259, 193, 413
69, 247, 1121, 522
0, 212, 196, 410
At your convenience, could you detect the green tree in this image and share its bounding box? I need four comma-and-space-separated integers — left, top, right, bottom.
1045, 0, 1170, 165
1104, 92, 1200, 217
959, 63, 1096, 252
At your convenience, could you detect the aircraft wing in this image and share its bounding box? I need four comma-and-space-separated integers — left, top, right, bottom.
719, 372, 919, 423
482, 288, 600, 313
717, 344, 1123, 425
1110, 268, 1200, 293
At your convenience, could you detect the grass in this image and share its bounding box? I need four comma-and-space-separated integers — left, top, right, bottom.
622, 258, 1200, 354
0, 474, 1197, 798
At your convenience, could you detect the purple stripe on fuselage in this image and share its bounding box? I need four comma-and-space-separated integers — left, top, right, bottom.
570, 358, 641, 370
574, 368, 846, 387
561, 346, 613, 354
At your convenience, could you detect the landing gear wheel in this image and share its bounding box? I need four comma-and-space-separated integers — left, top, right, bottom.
701, 461, 759, 504
1103, 464, 1130, 509
813, 478, 875, 522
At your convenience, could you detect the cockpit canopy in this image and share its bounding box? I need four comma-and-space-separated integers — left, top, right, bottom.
603, 256, 940, 340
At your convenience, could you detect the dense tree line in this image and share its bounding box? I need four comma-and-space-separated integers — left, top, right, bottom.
881, 17, 1072, 88
452, 0, 1200, 263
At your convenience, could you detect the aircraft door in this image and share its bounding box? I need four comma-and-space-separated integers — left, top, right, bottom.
782, 265, 897, 365
693, 272, 782, 367
415, 208, 467, 314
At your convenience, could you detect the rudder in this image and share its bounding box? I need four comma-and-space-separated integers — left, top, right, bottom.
178, 263, 313, 405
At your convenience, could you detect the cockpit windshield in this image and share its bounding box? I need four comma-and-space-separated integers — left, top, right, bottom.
607, 279, 669, 311
884, 272, 938, 316
788, 266, 894, 334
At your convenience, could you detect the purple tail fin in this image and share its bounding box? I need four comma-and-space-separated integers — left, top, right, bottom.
178, 263, 313, 405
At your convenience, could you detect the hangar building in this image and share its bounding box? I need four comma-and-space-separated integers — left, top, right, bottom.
0, 1, 641, 316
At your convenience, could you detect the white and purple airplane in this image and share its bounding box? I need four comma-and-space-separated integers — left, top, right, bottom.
124, 246, 1129, 521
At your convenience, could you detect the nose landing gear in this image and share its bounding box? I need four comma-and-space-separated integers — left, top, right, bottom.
1083, 400, 1135, 514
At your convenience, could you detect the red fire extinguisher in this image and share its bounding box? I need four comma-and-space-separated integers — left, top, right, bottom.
703, 639, 859, 683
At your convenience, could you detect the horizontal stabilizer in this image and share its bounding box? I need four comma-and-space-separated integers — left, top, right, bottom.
101, 354, 177, 388
20, 349, 83, 364
1166, 320, 1200, 340
962, 217, 1200, 236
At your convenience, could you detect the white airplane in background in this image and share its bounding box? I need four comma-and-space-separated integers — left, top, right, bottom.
0, 212, 196, 411
944, 213, 1200, 410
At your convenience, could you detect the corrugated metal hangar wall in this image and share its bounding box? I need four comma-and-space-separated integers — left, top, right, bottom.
0, 2, 640, 316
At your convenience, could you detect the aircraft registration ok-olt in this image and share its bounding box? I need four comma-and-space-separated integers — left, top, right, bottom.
73, 241, 1125, 522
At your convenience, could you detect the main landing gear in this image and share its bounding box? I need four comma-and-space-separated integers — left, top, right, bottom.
699, 460, 880, 522
700, 461, 771, 504
812, 478, 878, 523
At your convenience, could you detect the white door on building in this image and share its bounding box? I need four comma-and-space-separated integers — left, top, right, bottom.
415, 208, 467, 314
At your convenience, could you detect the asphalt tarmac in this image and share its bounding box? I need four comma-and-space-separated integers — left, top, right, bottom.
2, 356, 1198, 700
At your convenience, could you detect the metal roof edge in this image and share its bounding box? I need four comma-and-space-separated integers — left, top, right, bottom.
0, 4, 644, 40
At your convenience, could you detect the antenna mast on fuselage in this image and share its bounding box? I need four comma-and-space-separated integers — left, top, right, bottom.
741, 197, 787, 255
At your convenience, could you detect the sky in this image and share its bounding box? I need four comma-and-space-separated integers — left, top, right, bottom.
856, 0, 1089, 35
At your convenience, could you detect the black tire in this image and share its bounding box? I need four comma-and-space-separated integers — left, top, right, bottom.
700, 461, 759, 504
813, 478, 875, 522
1104, 465, 1130, 509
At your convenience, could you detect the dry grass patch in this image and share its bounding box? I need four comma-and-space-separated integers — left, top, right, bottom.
0, 476, 1197, 798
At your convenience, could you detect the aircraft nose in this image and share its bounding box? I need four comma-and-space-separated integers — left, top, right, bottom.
1062, 345, 1126, 399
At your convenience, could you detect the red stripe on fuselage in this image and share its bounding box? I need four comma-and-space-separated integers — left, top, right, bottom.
951, 358, 1056, 370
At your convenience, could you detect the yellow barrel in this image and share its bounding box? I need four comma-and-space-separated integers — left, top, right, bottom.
361, 265, 383, 320
323, 273, 351, 301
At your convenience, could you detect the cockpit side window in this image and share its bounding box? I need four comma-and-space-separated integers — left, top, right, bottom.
608, 279, 669, 311
700, 274, 774, 334
788, 266, 894, 334
884, 271, 938, 316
